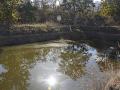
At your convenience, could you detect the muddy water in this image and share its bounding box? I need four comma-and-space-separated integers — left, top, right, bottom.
0, 41, 120, 90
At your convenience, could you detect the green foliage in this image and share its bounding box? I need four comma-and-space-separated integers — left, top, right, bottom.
61, 0, 94, 25
0, 0, 21, 25
99, 0, 120, 24
18, 1, 37, 23
100, 2, 117, 17
62, 0, 93, 11
113, 0, 120, 20
100, 0, 120, 17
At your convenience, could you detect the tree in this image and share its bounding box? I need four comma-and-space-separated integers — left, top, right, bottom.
113, 0, 120, 22
100, 0, 120, 24
0, 0, 22, 26
18, 1, 37, 23
61, 0, 94, 25
100, 2, 116, 17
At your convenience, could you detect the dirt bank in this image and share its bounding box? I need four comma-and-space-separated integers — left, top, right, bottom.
0, 25, 120, 46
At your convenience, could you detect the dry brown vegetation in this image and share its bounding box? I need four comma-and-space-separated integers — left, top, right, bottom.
104, 72, 120, 90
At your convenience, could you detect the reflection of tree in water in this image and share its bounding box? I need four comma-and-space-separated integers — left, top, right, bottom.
58, 44, 89, 80
0, 47, 50, 90
0, 48, 3, 54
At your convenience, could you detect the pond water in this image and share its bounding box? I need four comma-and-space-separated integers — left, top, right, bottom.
0, 41, 120, 90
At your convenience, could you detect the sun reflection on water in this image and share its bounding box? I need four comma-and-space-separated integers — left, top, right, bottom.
46, 76, 57, 87
45, 76, 57, 90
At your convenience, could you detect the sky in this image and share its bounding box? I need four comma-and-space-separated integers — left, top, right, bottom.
31, 0, 101, 3
93, 0, 101, 3
30, 0, 101, 5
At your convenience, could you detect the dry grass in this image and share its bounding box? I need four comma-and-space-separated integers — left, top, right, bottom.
104, 72, 120, 90
14, 21, 59, 28
11, 21, 60, 32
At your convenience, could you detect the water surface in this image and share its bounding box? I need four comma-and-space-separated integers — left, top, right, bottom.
0, 41, 120, 90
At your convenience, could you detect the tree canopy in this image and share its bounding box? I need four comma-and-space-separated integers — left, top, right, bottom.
0, 0, 22, 25
18, 1, 37, 23
0, 0, 120, 26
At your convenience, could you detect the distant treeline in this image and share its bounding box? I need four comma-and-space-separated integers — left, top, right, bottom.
0, 0, 120, 26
